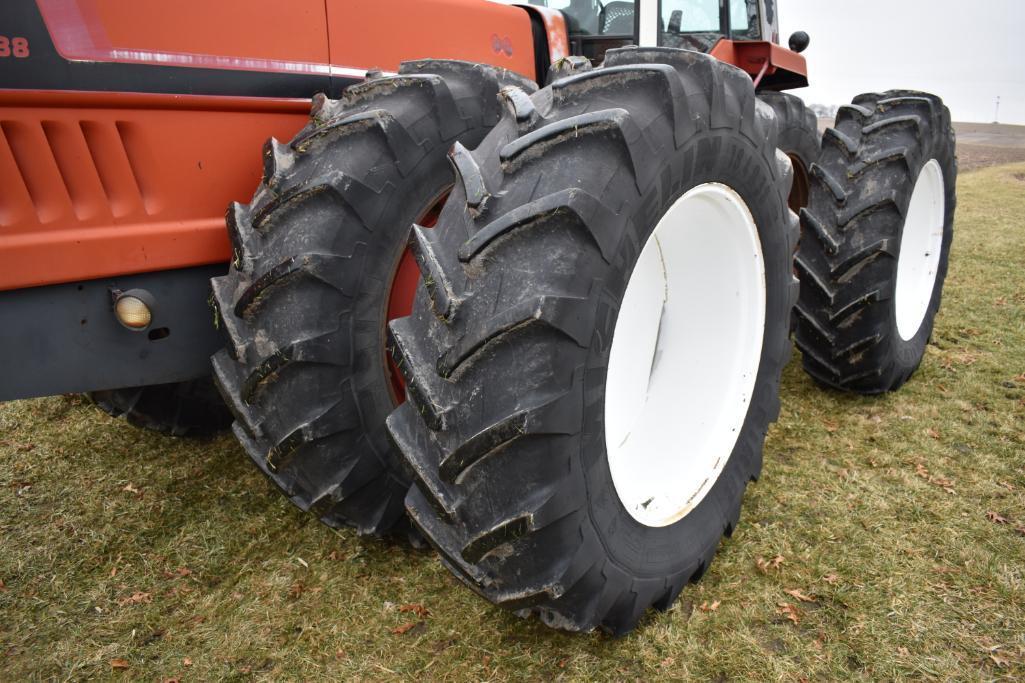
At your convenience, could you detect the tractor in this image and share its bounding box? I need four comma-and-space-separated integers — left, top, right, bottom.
0, 0, 956, 634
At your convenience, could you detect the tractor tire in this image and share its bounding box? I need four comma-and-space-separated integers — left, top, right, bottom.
758, 90, 819, 212
210, 61, 536, 537
89, 377, 231, 437
794, 91, 956, 393
387, 47, 799, 634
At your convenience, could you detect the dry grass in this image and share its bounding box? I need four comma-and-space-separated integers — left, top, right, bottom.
2, 164, 1024, 681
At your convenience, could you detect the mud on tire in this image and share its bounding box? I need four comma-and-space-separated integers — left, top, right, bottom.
794, 91, 956, 393
387, 47, 799, 634
210, 61, 536, 537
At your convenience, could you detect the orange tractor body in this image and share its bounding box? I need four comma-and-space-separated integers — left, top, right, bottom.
0, 0, 544, 292
0, 0, 806, 399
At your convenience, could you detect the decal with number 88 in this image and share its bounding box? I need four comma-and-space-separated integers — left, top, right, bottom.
0, 37, 30, 58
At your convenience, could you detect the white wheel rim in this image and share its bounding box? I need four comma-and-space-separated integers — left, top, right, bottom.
605, 183, 766, 528
895, 159, 945, 341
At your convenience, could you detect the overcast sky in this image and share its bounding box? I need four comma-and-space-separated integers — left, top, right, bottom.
778, 0, 1025, 124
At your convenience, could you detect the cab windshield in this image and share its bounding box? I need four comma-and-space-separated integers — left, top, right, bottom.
526, 0, 761, 44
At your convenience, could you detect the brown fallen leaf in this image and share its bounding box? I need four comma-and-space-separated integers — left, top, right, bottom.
288, 582, 305, 599
399, 603, 430, 618
183, 657, 192, 667
557, 657, 569, 668
392, 621, 419, 635
925, 428, 940, 439
776, 602, 800, 625
986, 511, 1009, 525
914, 462, 956, 494
821, 574, 839, 585
109, 658, 130, 670
0, 579, 6, 591
698, 600, 720, 612
122, 483, 141, 495
328, 550, 345, 561
997, 481, 1015, 491
119, 592, 151, 606
1015, 526, 1025, 537
784, 588, 816, 603
756, 555, 785, 573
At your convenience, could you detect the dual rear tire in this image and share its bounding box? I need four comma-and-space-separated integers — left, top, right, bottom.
794, 91, 957, 393
208, 61, 536, 536
386, 47, 799, 633
201, 55, 954, 634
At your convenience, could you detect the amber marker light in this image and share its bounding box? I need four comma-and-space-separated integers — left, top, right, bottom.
113, 290, 154, 330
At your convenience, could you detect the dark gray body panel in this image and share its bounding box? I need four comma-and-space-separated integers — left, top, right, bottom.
0, 264, 225, 401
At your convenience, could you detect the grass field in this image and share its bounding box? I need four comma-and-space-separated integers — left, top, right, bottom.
2, 163, 1023, 681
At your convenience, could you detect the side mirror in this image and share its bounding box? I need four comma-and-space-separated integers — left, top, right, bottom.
789, 31, 810, 53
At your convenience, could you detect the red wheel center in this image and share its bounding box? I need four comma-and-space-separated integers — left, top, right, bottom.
384, 191, 450, 405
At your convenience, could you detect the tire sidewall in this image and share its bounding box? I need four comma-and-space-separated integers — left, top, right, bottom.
580, 129, 791, 577
886, 129, 957, 377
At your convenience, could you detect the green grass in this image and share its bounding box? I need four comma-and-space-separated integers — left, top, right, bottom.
2, 164, 1024, 681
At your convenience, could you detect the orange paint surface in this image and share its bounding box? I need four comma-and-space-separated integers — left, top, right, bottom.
327, 0, 537, 80
0, 90, 309, 290
710, 39, 808, 80
525, 5, 570, 62
3, 0, 543, 291
43, 0, 329, 65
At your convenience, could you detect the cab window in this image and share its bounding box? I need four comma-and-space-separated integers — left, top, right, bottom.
528, 0, 635, 37
658, 0, 722, 51
658, 0, 761, 50
730, 0, 761, 40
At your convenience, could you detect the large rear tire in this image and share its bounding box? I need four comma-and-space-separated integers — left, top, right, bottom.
387, 47, 798, 634
794, 91, 956, 393
210, 61, 535, 537
758, 90, 819, 213
89, 377, 231, 437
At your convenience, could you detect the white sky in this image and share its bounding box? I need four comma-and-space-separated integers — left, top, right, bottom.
778, 0, 1025, 124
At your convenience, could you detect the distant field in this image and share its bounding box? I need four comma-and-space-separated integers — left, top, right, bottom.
818, 118, 1025, 172
954, 122, 1025, 171
1, 164, 1023, 680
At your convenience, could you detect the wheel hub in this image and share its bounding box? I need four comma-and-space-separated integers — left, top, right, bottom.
605, 183, 766, 527
894, 159, 945, 341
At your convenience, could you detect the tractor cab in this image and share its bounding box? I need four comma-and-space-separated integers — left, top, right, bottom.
529, 0, 808, 89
